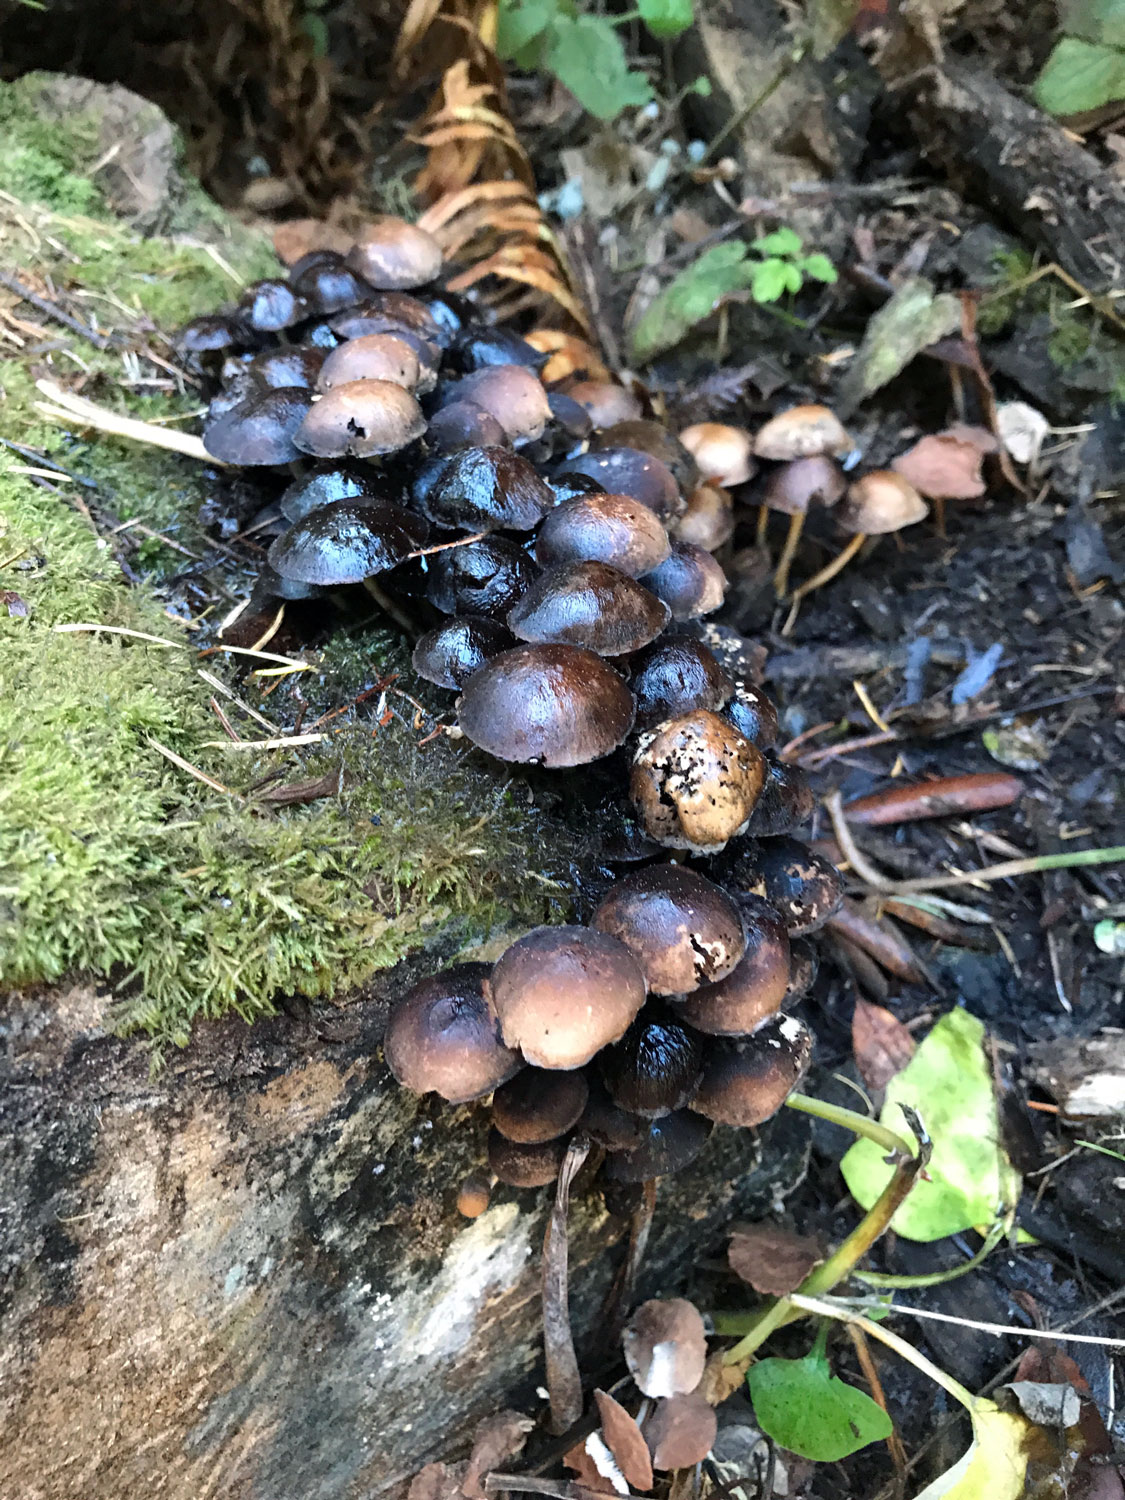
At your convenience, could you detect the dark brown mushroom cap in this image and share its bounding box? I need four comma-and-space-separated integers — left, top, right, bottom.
753, 404, 851, 461
565, 380, 643, 428
592, 865, 746, 995
290, 253, 372, 315
535, 492, 671, 578
419, 445, 555, 532
672, 893, 790, 1036
453, 324, 549, 372
785, 937, 819, 1004
603, 1110, 712, 1183
546, 391, 594, 443
267, 498, 429, 585
643, 1393, 717, 1470
330, 292, 443, 346
417, 286, 475, 347
278, 463, 382, 524
252, 564, 323, 603
489, 925, 647, 1069
454, 365, 552, 443
762, 454, 846, 515
384, 962, 522, 1102
203, 387, 313, 465
600, 1014, 703, 1118
742, 835, 844, 935
687, 622, 765, 685
425, 536, 537, 619
692, 1014, 813, 1126
345, 216, 444, 290
579, 1075, 646, 1151
631, 636, 732, 731
562, 447, 683, 521
316, 333, 421, 392
623, 1298, 708, 1398
839, 470, 928, 534
293, 379, 426, 458
722, 682, 781, 750
491, 1067, 589, 1142
743, 756, 815, 837
594, 420, 700, 494
247, 346, 326, 391
175, 314, 243, 364
673, 483, 735, 552
548, 470, 608, 506
238, 278, 306, 333
427, 399, 509, 453
631, 711, 766, 854
679, 423, 756, 488
458, 643, 635, 766
488, 1129, 568, 1187
644, 543, 727, 621
412, 615, 515, 689
508, 560, 670, 657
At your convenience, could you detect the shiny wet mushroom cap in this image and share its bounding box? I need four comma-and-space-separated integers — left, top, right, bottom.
603, 1110, 712, 1184
419, 445, 555, 531
562, 447, 683, 521
491, 1067, 589, 1142
679, 423, 756, 488
535, 493, 672, 578
425, 535, 537, 620
489, 925, 647, 1069
175, 313, 242, 369
673, 893, 790, 1035
290, 252, 372, 314
453, 325, 548, 373
411, 615, 515, 689
426, 399, 509, 452
630, 636, 732, 731
692, 1013, 813, 1127
631, 710, 766, 853
594, 420, 700, 494
565, 380, 643, 428
742, 835, 844, 934
384, 962, 522, 1102
722, 681, 780, 750
278, 463, 382, 524
249, 345, 326, 390
743, 755, 815, 837
316, 333, 421, 391
203, 386, 313, 466
623, 1299, 708, 1397
644, 543, 727, 621
454, 364, 552, 443
508, 561, 670, 656
238, 277, 306, 333
267, 498, 429, 585
600, 1014, 703, 1118
458, 643, 635, 766
592, 864, 746, 994
345, 217, 444, 290
293, 379, 426, 458
753, 403, 852, 460
488, 1129, 568, 1187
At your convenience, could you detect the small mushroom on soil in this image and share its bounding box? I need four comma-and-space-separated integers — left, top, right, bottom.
591, 864, 746, 994
316, 333, 422, 391
788, 470, 928, 609
753, 403, 851, 461
267, 499, 429, 585
599, 1014, 703, 1118
488, 1129, 569, 1187
562, 448, 683, 521
411, 615, 515, 689
203, 386, 313, 465
419, 445, 555, 532
679, 422, 756, 488
630, 636, 733, 731
565, 380, 643, 428
453, 325, 548, 373
384, 962, 523, 1102
290, 251, 372, 314
293, 378, 426, 458
535, 493, 672, 578
489, 926, 647, 1068
425, 535, 537, 619
458, 643, 635, 766
593, 1390, 654, 1493
692, 1013, 813, 1127
345, 216, 444, 290
594, 420, 699, 494
491, 1068, 590, 1142
508, 561, 670, 656
623, 1298, 708, 1398
643, 1393, 717, 1471
456, 1175, 492, 1218
643, 543, 727, 621
175, 313, 243, 372
761, 454, 847, 597
673, 893, 791, 1035
603, 1110, 712, 1183
672, 483, 735, 552
631, 710, 765, 853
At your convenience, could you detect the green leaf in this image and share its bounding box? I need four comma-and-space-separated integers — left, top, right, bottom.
800, 251, 838, 283
841, 1008, 1021, 1242
497, 0, 559, 60
748, 1330, 893, 1461
750, 258, 803, 302
638, 0, 694, 37
1061, 0, 1125, 48
1034, 36, 1125, 116
300, 11, 329, 56
628, 241, 754, 361
914, 1401, 1033, 1499
690, 73, 713, 96
545, 13, 653, 119
752, 227, 804, 259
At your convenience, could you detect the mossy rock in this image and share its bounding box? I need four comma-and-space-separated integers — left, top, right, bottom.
0, 73, 578, 1051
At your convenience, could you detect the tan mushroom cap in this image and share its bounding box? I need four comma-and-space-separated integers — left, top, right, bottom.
673, 483, 735, 551
839, 470, 928, 533
679, 423, 756, 488
643, 1393, 717, 1471
457, 364, 553, 443
489, 925, 647, 1069
294, 379, 426, 458
591, 864, 746, 995
345, 216, 444, 290
890, 432, 989, 500
631, 710, 766, 854
753, 403, 852, 461
761, 454, 846, 516
566, 380, 643, 428
623, 1298, 707, 1398
692, 1013, 813, 1126
316, 333, 421, 392
673, 893, 791, 1035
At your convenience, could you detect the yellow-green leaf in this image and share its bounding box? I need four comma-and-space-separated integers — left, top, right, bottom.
914, 1401, 1033, 1500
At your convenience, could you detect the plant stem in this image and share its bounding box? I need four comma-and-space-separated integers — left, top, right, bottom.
854, 1210, 1011, 1289
885, 844, 1125, 895
785, 1091, 912, 1157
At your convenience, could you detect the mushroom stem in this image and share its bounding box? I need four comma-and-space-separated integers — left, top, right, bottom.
361, 576, 419, 636
773, 511, 806, 597
755, 502, 769, 547
789, 529, 867, 603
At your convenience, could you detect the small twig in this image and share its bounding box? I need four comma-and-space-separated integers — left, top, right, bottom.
146, 736, 234, 796
793, 1294, 1125, 1351
201, 733, 327, 751
35, 379, 216, 461
825, 791, 893, 891
846, 1324, 908, 1476
0, 268, 113, 349
885, 845, 1125, 895
543, 1135, 591, 1436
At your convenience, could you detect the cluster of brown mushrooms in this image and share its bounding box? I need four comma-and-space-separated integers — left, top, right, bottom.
176, 214, 868, 1196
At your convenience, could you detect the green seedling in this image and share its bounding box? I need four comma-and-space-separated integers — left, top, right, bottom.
748, 1322, 893, 1462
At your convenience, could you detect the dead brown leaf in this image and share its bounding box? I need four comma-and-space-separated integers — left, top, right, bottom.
595, 1390, 653, 1492
462, 1410, 535, 1498
852, 997, 917, 1100
727, 1222, 824, 1296
253, 767, 345, 806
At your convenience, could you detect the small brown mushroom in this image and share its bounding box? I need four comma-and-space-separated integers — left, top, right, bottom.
673, 893, 790, 1035
535, 493, 672, 578
411, 615, 515, 689
345, 217, 444, 290
454, 364, 553, 443
489, 926, 647, 1068
491, 1067, 589, 1142
599, 1014, 703, 1118
630, 636, 733, 731
679, 423, 756, 488
753, 403, 851, 461
562, 448, 683, 521
631, 711, 766, 853
785, 937, 819, 1004
591, 864, 746, 994
761, 454, 847, 597
267, 498, 429, 586
565, 380, 643, 428
722, 681, 780, 750
458, 643, 635, 766
293, 379, 426, 458
384, 962, 522, 1102
741, 836, 844, 935
787, 470, 928, 611
508, 560, 670, 656
643, 1393, 717, 1471
672, 484, 735, 552
203, 387, 313, 466
425, 535, 537, 619
594, 421, 699, 494
742, 755, 815, 837
488, 1129, 568, 1187
692, 1014, 813, 1126
604, 1111, 712, 1183
419, 445, 555, 532
644, 543, 727, 621
623, 1299, 708, 1397
456, 1175, 492, 1218
316, 333, 421, 392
